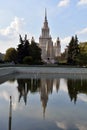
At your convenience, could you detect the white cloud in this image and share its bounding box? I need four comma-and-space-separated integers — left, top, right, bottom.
76, 123, 87, 130
0, 17, 26, 53
61, 36, 71, 52
59, 79, 68, 92
0, 91, 18, 110
76, 27, 87, 35
0, 81, 21, 110
78, 0, 87, 5
61, 36, 71, 44
58, 0, 70, 7
56, 121, 87, 130
78, 94, 87, 102
56, 121, 67, 129
0, 16, 25, 38
0, 91, 9, 101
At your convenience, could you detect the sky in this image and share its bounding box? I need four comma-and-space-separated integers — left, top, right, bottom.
0, 0, 87, 53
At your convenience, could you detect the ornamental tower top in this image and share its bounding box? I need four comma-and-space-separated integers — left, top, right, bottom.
43, 8, 48, 28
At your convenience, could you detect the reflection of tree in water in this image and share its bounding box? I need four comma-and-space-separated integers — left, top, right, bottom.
67, 79, 87, 104
17, 78, 41, 105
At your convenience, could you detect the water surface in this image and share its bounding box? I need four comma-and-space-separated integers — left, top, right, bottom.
0, 74, 87, 130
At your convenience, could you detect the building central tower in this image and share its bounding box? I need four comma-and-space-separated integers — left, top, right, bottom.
39, 9, 54, 63
39, 9, 61, 63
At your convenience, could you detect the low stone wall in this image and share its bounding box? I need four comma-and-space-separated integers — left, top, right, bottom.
0, 67, 16, 77
0, 67, 87, 77
16, 67, 87, 74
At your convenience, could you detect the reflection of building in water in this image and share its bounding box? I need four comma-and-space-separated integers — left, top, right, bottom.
17, 78, 60, 118
46, 79, 54, 94
40, 79, 60, 118
40, 79, 48, 119
54, 79, 60, 92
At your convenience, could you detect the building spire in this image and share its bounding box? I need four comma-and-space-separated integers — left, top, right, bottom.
43, 8, 48, 28
45, 8, 47, 21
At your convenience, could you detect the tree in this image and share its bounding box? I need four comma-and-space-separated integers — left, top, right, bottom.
17, 35, 42, 64
67, 36, 75, 64
23, 56, 33, 65
67, 35, 79, 65
76, 42, 87, 66
30, 37, 42, 64
17, 35, 25, 63
79, 42, 87, 53
4, 48, 17, 63
17, 35, 31, 63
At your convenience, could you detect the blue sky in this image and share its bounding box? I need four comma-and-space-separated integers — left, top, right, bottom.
0, 0, 87, 53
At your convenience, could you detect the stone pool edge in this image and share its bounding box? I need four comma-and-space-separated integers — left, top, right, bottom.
0, 67, 87, 77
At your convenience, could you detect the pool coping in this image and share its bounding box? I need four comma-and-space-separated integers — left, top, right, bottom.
0, 67, 87, 77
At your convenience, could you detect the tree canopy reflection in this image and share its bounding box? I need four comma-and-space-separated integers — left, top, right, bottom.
67, 79, 87, 104
17, 78, 41, 105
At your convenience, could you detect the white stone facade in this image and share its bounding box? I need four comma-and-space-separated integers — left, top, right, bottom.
39, 9, 61, 63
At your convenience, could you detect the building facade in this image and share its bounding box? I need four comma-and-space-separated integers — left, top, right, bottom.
39, 9, 61, 63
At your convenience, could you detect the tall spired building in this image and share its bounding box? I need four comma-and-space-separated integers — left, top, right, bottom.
39, 9, 61, 63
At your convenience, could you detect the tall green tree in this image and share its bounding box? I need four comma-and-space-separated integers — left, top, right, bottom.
67, 35, 79, 65
17, 35, 25, 63
17, 35, 31, 63
30, 37, 42, 64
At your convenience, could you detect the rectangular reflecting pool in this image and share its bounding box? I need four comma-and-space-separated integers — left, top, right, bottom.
0, 73, 87, 130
